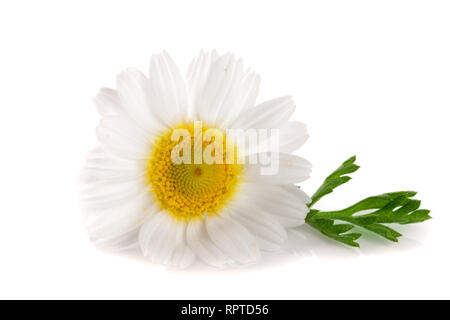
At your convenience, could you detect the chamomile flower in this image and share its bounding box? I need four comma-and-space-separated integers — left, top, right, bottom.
82, 51, 311, 268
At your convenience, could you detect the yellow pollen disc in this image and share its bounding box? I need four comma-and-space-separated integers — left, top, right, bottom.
145, 122, 243, 221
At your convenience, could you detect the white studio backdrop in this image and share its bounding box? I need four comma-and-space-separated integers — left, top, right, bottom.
0, 0, 449, 299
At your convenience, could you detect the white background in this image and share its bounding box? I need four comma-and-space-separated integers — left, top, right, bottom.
0, 0, 449, 299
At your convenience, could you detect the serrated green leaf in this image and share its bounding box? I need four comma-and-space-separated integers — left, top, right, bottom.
306, 216, 361, 247
361, 224, 402, 242
398, 209, 431, 224
308, 155, 360, 207
309, 191, 431, 242
305, 155, 431, 247
313, 192, 430, 222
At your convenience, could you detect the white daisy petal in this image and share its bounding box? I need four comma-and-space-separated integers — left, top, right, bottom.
86, 189, 157, 242
209, 56, 244, 121
188, 52, 260, 126
229, 200, 287, 251
139, 212, 193, 266
148, 51, 189, 126
116, 68, 163, 135
218, 69, 261, 126
186, 218, 232, 268
196, 53, 241, 124
81, 166, 142, 186
243, 184, 310, 227
234, 120, 309, 156
139, 211, 173, 263
187, 50, 219, 117
82, 179, 145, 211
94, 88, 122, 116
100, 116, 152, 145
278, 121, 309, 153
170, 230, 196, 269
81, 153, 146, 211
205, 213, 261, 265
81, 148, 146, 204
94, 228, 140, 252
83, 147, 139, 171
236, 70, 260, 112
96, 115, 152, 160
283, 184, 312, 206
246, 153, 312, 184
231, 96, 295, 130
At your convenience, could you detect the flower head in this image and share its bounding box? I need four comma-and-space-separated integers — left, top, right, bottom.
82, 51, 311, 268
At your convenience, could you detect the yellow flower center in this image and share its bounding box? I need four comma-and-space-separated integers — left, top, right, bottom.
145, 122, 243, 221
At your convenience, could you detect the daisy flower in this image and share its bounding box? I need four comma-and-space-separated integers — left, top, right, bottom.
82, 51, 311, 268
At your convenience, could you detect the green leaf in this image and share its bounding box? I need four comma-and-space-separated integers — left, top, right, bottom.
305, 156, 431, 247
308, 191, 430, 243
306, 212, 361, 247
308, 155, 359, 207
359, 224, 402, 242
313, 192, 431, 225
